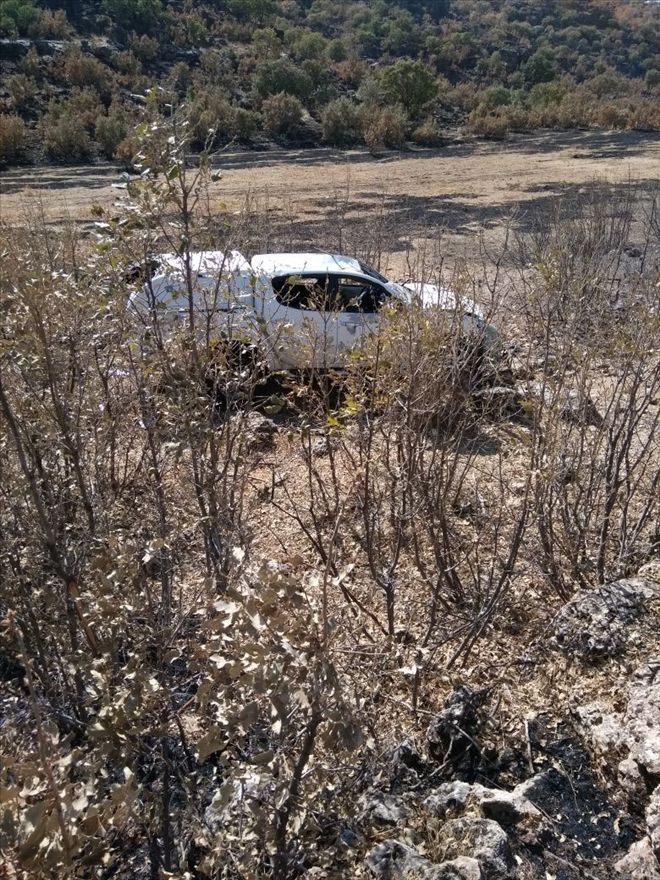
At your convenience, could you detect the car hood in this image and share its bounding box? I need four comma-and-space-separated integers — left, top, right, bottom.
399, 282, 484, 320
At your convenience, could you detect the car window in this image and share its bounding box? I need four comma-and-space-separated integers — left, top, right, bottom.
336, 276, 389, 313
272, 274, 333, 310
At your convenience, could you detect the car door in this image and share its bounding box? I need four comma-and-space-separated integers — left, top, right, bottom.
265, 273, 342, 369
333, 275, 390, 355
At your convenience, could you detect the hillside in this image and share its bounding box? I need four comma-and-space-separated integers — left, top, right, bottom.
1, 0, 659, 166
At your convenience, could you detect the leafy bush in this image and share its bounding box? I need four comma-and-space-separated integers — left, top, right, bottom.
253, 58, 314, 101
321, 97, 361, 146
523, 49, 556, 85
380, 59, 437, 119
0, 113, 27, 162
262, 92, 304, 136
96, 102, 136, 159
129, 33, 160, 62
102, 0, 168, 36
0, 0, 39, 36
41, 94, 101, 161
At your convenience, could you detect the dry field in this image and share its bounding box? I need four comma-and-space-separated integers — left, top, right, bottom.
1, 129, 659, 273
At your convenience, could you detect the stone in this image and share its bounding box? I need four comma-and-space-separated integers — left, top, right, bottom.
618, 757, 647, 807
366, 840, 482, 880
424, 781, 476, 817
435, 817, 513, 877
521, 382, 603, 427
478, 779, 542, 826
638, 561, 660, 584
359, 791, 412, 827
615, 837, 660, 879
244, 411, 278, 451
624, 660, 660, 777
647, 787, 660, 862
552, 579, 660, 661
474, 386, 523, 419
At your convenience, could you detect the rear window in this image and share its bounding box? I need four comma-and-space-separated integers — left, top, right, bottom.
272, 274, 333, 310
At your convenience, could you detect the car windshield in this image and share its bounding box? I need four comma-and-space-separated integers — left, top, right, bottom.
357, 260, 389, 284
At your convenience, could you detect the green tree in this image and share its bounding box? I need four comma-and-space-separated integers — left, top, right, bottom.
253, 58, 314, 101
0, 0, 39, 36
102, 0, 166, 36
523, 49, 556, 85
381, 59, 437, 119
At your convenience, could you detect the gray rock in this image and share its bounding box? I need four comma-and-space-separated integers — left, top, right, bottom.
366, 840, 482, 879
359, 791, 412, 827
521, 382, 603, 426
478, 777, 542, 826
552, 579, 660, 660
245, 412, 278, 451
435, 817, 513, 877
647, 787, 660, 862
624, 659, 660, 777
474, 386, 523, 419
615, 837, 660, 879
424, 776, 544, 827
424, 781, 476, 817
618, 756, 648, 808
638, 561, 660, 584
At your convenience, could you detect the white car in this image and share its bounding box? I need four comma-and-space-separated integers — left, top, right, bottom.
128, 250, 494, 371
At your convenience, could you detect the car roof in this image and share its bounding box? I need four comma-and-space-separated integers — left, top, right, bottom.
155, 250, 251, 277
250, 252, 364, 278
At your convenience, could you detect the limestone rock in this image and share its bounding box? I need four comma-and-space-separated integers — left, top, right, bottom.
366, 840, 482, 880
435, 817, 513, 877
359, 791, 412, 827
624, 660, 660, 777
615, 838, 660, 880
648, 786, 660, 861
478, 776, 542, 826
424, 781, 475, 818
552, 579, 660, 661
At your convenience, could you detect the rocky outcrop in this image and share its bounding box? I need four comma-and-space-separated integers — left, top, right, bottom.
574, 658, 660, 780
434, 817, 513, 877
552, 579, 660, 661
366, 840, 483, 879
614, 784, 660, 877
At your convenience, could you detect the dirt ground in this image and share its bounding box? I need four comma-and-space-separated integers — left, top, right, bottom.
1, 128, 658, 274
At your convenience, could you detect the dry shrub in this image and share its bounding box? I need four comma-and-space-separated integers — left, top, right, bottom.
0, 113, 27, 162
55, 48, 112, 99
7, 72, 36, 110
33, 8, 72, 38
360, 103, 409, 151
411, 117, 443, 145
262, 91, 304, 136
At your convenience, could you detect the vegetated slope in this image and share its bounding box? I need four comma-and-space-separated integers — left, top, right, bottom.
0, 0, 659, 167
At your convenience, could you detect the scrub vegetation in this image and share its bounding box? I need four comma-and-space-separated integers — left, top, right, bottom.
0, 111, 659, 879
0, 0, 659, 166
